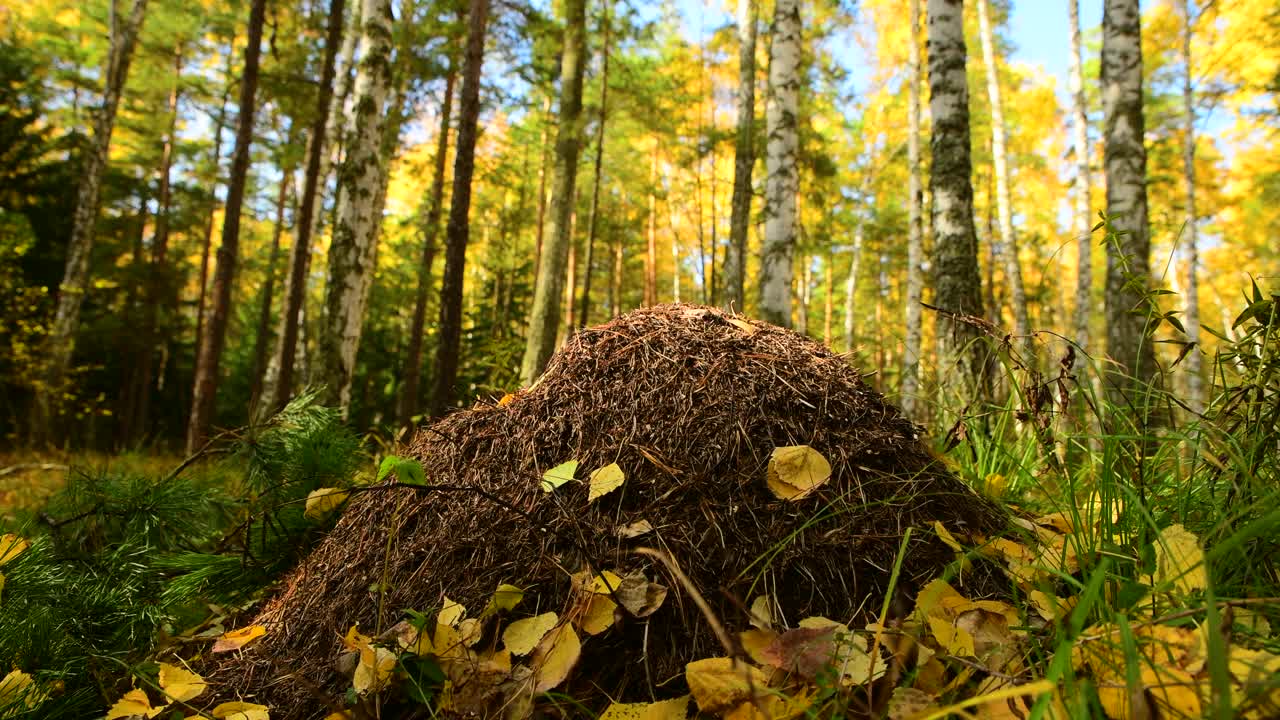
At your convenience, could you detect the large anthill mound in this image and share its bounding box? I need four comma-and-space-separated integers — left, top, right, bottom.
215, 304, 1004, 717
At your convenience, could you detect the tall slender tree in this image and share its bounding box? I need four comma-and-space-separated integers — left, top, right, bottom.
1180, 0, 1203, 413
521, 0, 588, 384
724, 0, 756, 313
927, 0, 987, 397
759, 0, 800, 328
34, 0, 150, 442
195, 63, 234, 366
429, 0, 492, 415
902, 0, 925, 418
578, 0, 610, 329
319, 0, 395, 413
187, 0, 267, 452
1101, 0, 1158, 409
1067, 0, 1093, 351
250, 161, 294, 409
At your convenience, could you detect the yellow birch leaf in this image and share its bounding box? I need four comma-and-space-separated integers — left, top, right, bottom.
303, 488, 349, 521
353, 645, 397, 694
342, 624, 372, 652
749, 594, 774, 629
926, 615, 976, 657
158, 662, 207, 702
532, 623, 581, 692
1153, 524, 1208, 595
615, 571, 668, 617
1229, 647, 1280, 716
616, 519, 654, 538
211, 701, 271, 720
503, 612, 559, 656
458, 618, 483, 646
105, 689, 165, 719
212, 624, 267, 653
766, 446, 832, 501
432, 622, 469, 661
438, 597, 467, 627
541, 460, 578, 492
590, 570, 624, 594
0, 670, 44, 715
0, 534, 28, 566
481, 583, 525, 617
932, 521, 964, 551
685, 657, 769, 713
498, 393, 517, 406
588, 463, 625, 502
740, 629, 778, 666
0, 571, 5, 601
598, 695, 691, 720
323, 713, 353, 720
1034, 512, 1076, 534
888, 687, 936, 720
578, 594, 618, 635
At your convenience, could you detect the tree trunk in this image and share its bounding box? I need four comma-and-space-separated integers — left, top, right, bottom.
399, 69, 456, 429
429, 0, 491, 415
976, 0, 1030, 351
196, 62, 234, 369
319, 0, 395, 414
250, 166, 293, 410
1180, 0, 1203, 413
844, 221, 863, 353
1068, 0, 1093, 352
186, 0, 266, 452
759, 0, 800, 328
533, 94, 553, 282
579, 0, 610, 329
265, 0, 348, 415
520, 0, 588, 384
644, 148, 657, 306
902, 0, 925, 419
823, 246, 833, 345
927, 0, 988, 398
34, 0, 150, 442
1101, 0, 1158, 410
724, 0, 756, 313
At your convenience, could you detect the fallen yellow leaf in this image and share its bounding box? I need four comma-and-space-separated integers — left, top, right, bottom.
0, 534, 28, 566
685, 657, 769, 714
481, 583, 525, 617
158, 662, 207, 703
616, 519, 654, 538
541, 460, 579, 492
303, 488, 349, 520
532, 623, 581, 692
0, 670, 45, 716
766, 446, 832, 501
105, 688, 165, 719
438, 597, 467, 627
1153, 524, 1208, 595
353, 644, 397, 694
211, 701, 271, 720
578, 594, 618, 635
211, 624, 267, 653
598, 695, 691, 720
588, 463, 626, 502
503, 611, 559, 656
748, 594, 774, 629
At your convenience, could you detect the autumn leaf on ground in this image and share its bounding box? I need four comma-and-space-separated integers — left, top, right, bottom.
748, 594, 774, 629
503, 612, 559, 656
342, 624, 372, 652
888, 687, 936, 720
616, 519, 654, 539
438, 596, 467, 627
303, 488, 349, 520
353, 644, 397, 694
578, 594, 618, 635
158, 662, 207, 703
614, 570, 668, 617
598, 695, 690, 720
212, 624, 267, 652
541, 460, 578, 492
0, 670, 45, 715
740, 628, 778, 666
211, 701, 271, 720
685, 657, 769, 714
1153, 524, 1208, 595
0, 534, 28, 566
532, 623, 581, 692
766, 446, 831, 501
481, 583, 525, 617
106, 689, 165, 719
588, 463, 625, 502
589, 570, 624, 595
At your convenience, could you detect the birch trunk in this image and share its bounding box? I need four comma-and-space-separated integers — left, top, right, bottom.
429, 0, 491, 415
724, 0, 756, 313
186, 0, 266, 452
520, 0, 588, 384
976, 0, 1030, 351
34, 0, 150, 441
250, 168, 293, 410
1101, 0, 1159, 408
319, 0, 394, 414
644, 147, 657, 306
1180, 0, 1203, 413
1068, 0, 1093, 351
902, 0, 925, 418
844, 222, 863, 353
759, 0, 800, 328
578, 0, 609, 328
927, 0, 988, 398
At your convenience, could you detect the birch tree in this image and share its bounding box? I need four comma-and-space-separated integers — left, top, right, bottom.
759, 0, 800, 328
319, 0, 395, 413
976, 0, 1030, 351
520, 0, 588, 384
578, 0, 610, 329
927, 0, 988, 396
1067, 0, 1093, 350
724, 0, 756, 313
34, 0, 150, 442
1180, 0, 1203, 412
901, 0, 925, 418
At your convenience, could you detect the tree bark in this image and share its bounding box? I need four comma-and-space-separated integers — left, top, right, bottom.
319, 0, 394, 414
1101, 0, 1158, 410
759, 0, 800, 328
399, 69, 456, 429
429, 0, 491, 415
644, 147, 657, 306
250, 165, 293, 410
520, 0, 588, 384
578, 0, 610, 329
1067, 0, 1093, 351
265, 0, 348, 415
34, 0, 150, 442
927, 0, 988, 399
186, 0, 266, 452
1180, 0, 1203, 413
844, 220, 863, 353
901, 0, 925, 418
196, 63, 234, 369
724, 0, 756, 313
976, 0, 1030, 351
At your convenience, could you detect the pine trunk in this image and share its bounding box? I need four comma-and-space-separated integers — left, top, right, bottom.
429, 0, 491, 415
1180, 0, 1202, 413
578, 0, 610, 329
759, 0, 800, 328
186, 0, 266, 452
1068, 0, 1093, 351
901, 0, 925, 418
520, 0, 588, 384
927, 0, 988, 398
319, 0, 394, 414
196, 70, 233, 368
724, 0, 756, 313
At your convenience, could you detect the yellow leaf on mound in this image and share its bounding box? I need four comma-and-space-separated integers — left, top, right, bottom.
0, 670, 45, 715
106, 688, 165, 719
342, 624, 372, 652
685, 658, 769, 713
158, 662, 207, 702
481, 583, 525, 617
588, 463, 626, 502
0, 534, 28, 566
578, 594, 618, 635
532, 623, 581, 692
303, 488, 349, 520
438, 597, 467, 627
590, 570, 624, 595
616, 520, 654, 539
211, 701, 271, 720
766, 446, 831, 501
1153, 524, 1208, 594
503, 612, 559, 656
598, 695, 690, 720
541, 460, 579, 492
353, 644, 397, 694
926, 615, 976, 658
615, 571, 668, 618
932, 521, 965, 551
212, 624, 267, 653
748, 594, 774, 629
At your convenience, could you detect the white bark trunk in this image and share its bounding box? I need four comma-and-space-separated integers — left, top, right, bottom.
1181, 0, 1203, 413
844, 223, 863, 353
1068, 0, 1094, 351
902, 0, 925, 418
759, 0, 800, 328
